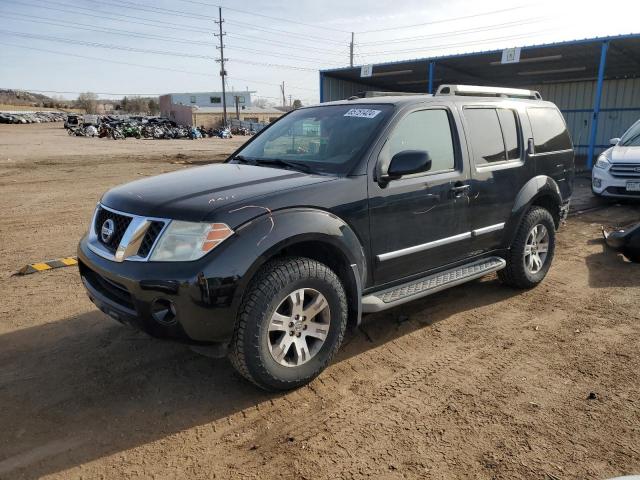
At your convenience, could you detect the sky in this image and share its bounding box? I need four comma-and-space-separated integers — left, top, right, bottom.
0, 0, 638, 105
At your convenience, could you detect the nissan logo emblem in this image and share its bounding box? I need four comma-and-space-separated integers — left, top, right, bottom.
101, 218, 115, 243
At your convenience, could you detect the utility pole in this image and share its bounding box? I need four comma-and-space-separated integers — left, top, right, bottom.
349, 32, 354, 67
288, 95, 292, 108
234, 95, 240, 120
214, 7, 228, 127
281, 82, 286, 109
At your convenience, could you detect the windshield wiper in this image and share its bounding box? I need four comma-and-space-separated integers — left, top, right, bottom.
232, 154, 257, 164
254, 158, 313, 173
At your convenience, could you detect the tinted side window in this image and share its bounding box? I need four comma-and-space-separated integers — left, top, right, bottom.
384, 109, 455, 172
527, 107, 572, 153
497, 109, 521, 160
464, 108, 506, 164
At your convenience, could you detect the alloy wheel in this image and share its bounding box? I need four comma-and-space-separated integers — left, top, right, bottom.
267, 288, 331, 367
524, 224, 550, 274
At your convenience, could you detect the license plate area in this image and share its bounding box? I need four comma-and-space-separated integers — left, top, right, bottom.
626, 182, 640, 192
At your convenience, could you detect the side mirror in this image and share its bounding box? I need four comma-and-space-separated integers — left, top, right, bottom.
610, 137, 621, 146
386, 150, 432, 181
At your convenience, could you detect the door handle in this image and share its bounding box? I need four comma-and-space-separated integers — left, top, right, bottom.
450, 183, 470, 198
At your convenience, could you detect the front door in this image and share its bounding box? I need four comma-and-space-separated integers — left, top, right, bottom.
369, 107, 472, 287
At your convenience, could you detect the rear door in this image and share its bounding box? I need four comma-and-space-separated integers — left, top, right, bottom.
461, 104, 532, 252
368, 105, 473, 286
526, 107, 574, 200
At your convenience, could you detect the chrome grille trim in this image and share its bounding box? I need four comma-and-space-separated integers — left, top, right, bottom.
87, 204, 170, 262
609, 163, 640, 178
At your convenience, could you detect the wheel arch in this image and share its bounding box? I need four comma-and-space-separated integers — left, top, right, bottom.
227, 208, 366, 329
503, 175, 562, 248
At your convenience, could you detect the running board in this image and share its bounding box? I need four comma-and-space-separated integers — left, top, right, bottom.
362, 257, 506, 313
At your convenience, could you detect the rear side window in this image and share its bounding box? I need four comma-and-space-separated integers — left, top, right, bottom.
465, 108, 524, 165
383, 109, 455, 173
527, 107, 572, 153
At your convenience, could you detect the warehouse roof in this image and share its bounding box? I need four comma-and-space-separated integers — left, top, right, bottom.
321, 33, 640, 92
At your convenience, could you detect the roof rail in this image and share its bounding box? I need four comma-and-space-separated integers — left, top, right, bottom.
435, 84, 542, 100
348, 91, 429, 100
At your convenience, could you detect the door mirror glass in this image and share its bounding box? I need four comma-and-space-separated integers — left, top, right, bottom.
610, 137, 621, 146
387, 150, 432, 180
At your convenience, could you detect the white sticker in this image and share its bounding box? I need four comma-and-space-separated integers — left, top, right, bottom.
344, 108, 381, 119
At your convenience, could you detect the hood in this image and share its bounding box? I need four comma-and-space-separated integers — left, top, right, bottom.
101, 163, 336, 222
610, 145, 640, 163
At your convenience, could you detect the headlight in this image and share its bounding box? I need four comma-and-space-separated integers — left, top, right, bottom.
150, 221, 234, 261
594, 156, 611, 170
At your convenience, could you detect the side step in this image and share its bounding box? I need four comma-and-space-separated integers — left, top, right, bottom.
362, 256, 506, 313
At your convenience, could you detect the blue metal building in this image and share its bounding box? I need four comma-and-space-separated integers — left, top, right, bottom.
319, 34, 640, 169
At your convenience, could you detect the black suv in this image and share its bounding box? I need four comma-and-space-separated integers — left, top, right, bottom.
78, 85, 574, 390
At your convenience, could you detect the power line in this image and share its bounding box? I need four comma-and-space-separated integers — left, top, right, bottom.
224, 19, 346, 45
357, 28, 555, 57
0, 41, 318, 93
0, 29, 320, 71
12, 0, 212, 34
172, 0, 350, 33
357, 17, 547, 46
89, 0, 347, 44
4, 10, 346, 59
11, 0, 347, 48
356, 5, 531, 34
4, 13, 342, 65
225, 32, 346, 57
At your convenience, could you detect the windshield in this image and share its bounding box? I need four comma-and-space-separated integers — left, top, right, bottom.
620, 120, 640, 146
231, 104, 393, 174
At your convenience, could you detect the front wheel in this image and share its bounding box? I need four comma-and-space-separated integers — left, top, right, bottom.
498, 207, 556, 289
229, 257, 348, 391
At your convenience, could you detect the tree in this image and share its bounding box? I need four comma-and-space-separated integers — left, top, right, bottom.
292, 99, 303, 109
253, 97, 275, 108
75, 92, 98, 114
148, 98, 159, 115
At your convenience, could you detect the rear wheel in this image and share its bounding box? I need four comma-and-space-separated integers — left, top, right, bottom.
229, 257, 348, 391
498, 207, 556, 289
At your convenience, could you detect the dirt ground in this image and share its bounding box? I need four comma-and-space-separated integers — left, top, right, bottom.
1, 123, 639, 480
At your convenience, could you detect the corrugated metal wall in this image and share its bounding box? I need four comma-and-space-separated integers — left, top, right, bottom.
527, 78, 640, 159
322, 74, 640, 164
321, 76, 377, 102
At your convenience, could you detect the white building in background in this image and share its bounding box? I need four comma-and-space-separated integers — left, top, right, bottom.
159, 90, 283, 128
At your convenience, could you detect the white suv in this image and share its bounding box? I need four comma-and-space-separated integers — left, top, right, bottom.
592, 119, 640, 198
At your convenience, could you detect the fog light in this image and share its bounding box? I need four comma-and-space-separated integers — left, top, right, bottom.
593, 177, 602, 189
151, 299, 177, 325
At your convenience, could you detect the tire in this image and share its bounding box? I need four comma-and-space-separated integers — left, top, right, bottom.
229, 257, 348, 391
498, 207, 556, 289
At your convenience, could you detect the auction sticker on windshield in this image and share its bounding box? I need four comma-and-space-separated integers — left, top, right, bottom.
344, 108, 381, 119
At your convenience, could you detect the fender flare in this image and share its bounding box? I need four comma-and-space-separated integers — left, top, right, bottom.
503, 175, 562, 248
215, 207, 366, 326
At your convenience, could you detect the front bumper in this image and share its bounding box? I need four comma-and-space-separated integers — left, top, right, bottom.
78, 235, 241, 345
592, 168, 640, 198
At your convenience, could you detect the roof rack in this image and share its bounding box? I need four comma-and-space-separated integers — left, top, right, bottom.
435, 84, 542, 100
347, 91, 429, 100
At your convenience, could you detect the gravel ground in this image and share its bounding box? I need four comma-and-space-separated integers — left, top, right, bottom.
0, 123, 639, 480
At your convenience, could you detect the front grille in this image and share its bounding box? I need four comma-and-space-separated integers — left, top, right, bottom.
137, 221, 165, 258
94, 207, 132, 252
609, 163, 640, 178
